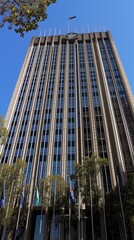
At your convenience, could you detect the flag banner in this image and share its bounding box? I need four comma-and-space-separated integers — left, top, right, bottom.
0, 181, 5, 208
68, 16, 76, 20
70, 186, 76, 204
35, 187, 39, 206
20, 186, 25, 209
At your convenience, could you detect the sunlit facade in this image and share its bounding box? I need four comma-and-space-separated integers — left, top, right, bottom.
2, 31, 134, 239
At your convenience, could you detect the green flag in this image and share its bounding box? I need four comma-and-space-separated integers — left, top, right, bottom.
35, 187, 39, 206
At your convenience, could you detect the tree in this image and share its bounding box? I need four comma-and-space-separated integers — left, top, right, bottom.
105, 172, 134, 239
0, 159, 29, 239
0, 0, 56, 36
72, 154, 107, 210
38, 175, 69, 239
71, 154, 107, 239
38, 175, 69, 211
0, 115, 8, 147
123, 173, 134, 225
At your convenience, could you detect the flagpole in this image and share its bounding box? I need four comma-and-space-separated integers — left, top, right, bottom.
14, 184, 25, 240
1, 180, 14, 240
90, 176, 94, 240
101, 169, 107, 240
38, 187, 42, 240
69, 177, 76, 239
116, 174, 127, 240
78, 176, 81, 240
5, 180, 14, 218
1, 180, 6, 240
68, 19, 69, 33
38, 179, 42, 240
52, 178, 57, 240
14, 206, 21, 240
38, 178, 46, 240
69, 194, 71, 240
69, 177, 71, 240
68, 16, 77, 33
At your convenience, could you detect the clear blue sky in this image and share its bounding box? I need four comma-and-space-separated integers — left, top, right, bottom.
0, 0, 134, 117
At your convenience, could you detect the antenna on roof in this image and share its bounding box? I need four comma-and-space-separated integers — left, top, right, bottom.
82, 26, 84, 33
43, 29, 46, 36
39, 30, 42, 37
87, 24, 90, 33
54, 28, 56, 36
103, 26, 106, 32
75, 27, 77, 33
94, 25, 97, 32
59, 28, 61, 35
49, 27, 51, 36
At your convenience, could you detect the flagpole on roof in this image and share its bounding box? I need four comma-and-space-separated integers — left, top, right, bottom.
49, 27, 51, 36
68, 19, 69, 33
68, 16, 76, 33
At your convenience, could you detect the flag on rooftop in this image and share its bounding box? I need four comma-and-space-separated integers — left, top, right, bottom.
0, 181, 5, 208
70, 186, 76, 204
68, 16, 76, 20
20, 186, 25, 209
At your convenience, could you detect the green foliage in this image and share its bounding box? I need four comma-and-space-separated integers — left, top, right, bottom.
123, 173, 134, 225
39, 175, 69, 210
0, 158, 25, 184
72, 154, 107, 210
0, 0, 56, 36
0, 159, 29, 238
106, 172, 134, 228
6, 185, 29, 239
0, 114, 8, 147
105, 187, 120, 224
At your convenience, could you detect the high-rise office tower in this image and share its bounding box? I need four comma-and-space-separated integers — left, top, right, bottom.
1, 31, 134, 239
